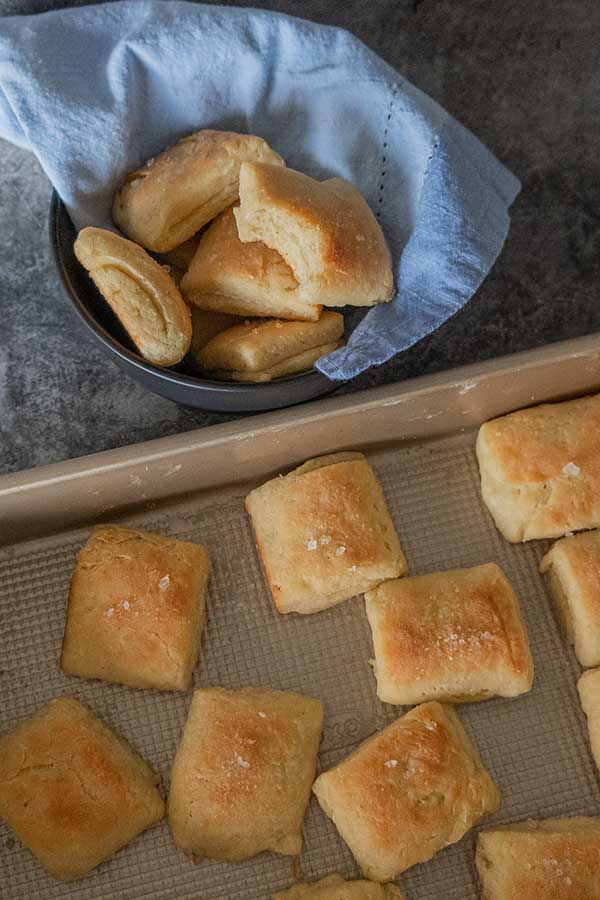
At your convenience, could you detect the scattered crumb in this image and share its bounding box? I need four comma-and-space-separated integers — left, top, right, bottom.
563, 462, 581, 476
106, 607, 115, 618
258, 711, 267, 718
159, 575, 170, 591
349, 564, 357, 572
368, 658, 375, 668
384, 759, 398, 768
565, 531, 575, 538
307, 539, 317, 551
236, 756, 250, 768
146, 157, 155, 167
336, 545, 346, 556
319, 534, 332, 545
162, 264, 171, 273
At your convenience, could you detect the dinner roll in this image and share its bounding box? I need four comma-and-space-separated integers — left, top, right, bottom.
198, 311, 343, 375
112, 129, 284, 252
234, 162, 394, 307
74, 227, 191, 366
181, 208, 322, 321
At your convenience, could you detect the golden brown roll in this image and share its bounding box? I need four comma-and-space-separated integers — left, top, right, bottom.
209, 341, 342, 382
0, 698, 164, 880
74, 226, 192, 366
168, 686, 323, 861
577, 668, 600, 773
476, 393, 600, 542
189, 308, 245, 361
540, 529, 600, 666
365, 563, 534, 704
181, 208, 322, 321
313, 701, 500, 882
198, 311, 343, 382
245, 451, 406, 614
234, 162, 394, 307
112, 129, 284, 252
476, 817, 600, 898
60, 525, 210, 692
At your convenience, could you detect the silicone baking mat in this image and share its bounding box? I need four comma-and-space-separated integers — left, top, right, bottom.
2, 422, 599, 900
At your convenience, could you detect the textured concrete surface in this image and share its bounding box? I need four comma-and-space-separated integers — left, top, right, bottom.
1, 0, 599, 475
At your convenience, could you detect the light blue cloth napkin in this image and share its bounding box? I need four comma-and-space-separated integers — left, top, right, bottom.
0, 1, 520, 381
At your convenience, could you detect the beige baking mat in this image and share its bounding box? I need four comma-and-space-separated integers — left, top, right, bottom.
1, 431, 598, 899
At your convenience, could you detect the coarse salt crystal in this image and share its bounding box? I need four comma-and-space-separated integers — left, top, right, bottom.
349, 564, 357, 572
159, 575, 170, 591
122, 600, 130, 610
106, 607, 114, 617
356, 234, 366, 241
236, 756, 250, 768
258, 711, 266, 718
319, 535, 331, 545
565, 531, 575, 538
563, 462, 581, 476
336, 545, 346, 556
384, 759, 398, 768
307, 539, 318, 551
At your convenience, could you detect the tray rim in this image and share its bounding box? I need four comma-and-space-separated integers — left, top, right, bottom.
3, 331, 600, 497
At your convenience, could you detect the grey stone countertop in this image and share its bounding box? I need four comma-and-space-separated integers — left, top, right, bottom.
1, 0, 600, 476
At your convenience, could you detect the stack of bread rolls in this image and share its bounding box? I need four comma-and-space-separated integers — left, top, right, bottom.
74, 130, 395, 381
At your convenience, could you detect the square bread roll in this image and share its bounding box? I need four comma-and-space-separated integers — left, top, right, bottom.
476, 817, 600, 899
274, 874, 404, 899
234, 163, 395, 307
112, 129, 284, 252
312, 701, 500, 881
197, 312, 344, 381
209, 340, 342, 382
74, 227, 192, 366
60, 525, 210, 691
0, 698, 164, 880
577, 668, 600, 772
181, 208, 322, 321
168, 687, 323, 860
365, 563, 534, 704
189, 308, 244, 360
476, 393, 600, 542
540, 530, 600, 666
245, 451, 406, 614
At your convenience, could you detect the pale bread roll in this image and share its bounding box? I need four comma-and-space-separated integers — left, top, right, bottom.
112, 130, 284, 252
245, 451, 406, 615
198, 311, 343, 373
540, 530, 600, 666
189, 308, 245, 361
168, 687, 323, 860
476, 393, 600, 542
577, 668, 600, 772
312, 701, 500, 881
0, 698, 164, 880
74, 227, 192, 366
234, 162, 394, 307
365, 563, 534, 704
181, 208, 322, 321
209, 340, 342, 382
476, 817, 600, 899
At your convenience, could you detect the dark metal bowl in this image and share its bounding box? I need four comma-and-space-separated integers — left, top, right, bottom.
49, 193, 340, 412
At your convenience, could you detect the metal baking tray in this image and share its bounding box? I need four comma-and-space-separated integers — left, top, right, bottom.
2, 333, 600, 900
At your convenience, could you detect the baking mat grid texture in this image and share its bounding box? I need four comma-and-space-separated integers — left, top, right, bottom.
1, 433, 598, 899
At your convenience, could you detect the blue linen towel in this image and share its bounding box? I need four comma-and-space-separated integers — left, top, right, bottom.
0, 1, 520, 381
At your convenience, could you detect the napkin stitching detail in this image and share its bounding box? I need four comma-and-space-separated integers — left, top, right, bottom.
376, 83, 399, 221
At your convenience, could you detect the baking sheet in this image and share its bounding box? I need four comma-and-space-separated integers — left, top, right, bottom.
2, 336, 600, 899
